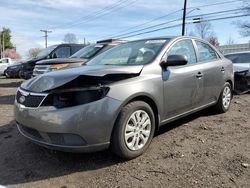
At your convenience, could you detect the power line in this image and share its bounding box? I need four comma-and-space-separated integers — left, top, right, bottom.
52, 0, 138, 30
99, 0, 243, 39
40, 30, 52, 48
114, 13, 250, 39
51, 0, 129, 29
187, 8, 244, 18
187, 0, 243, 9
100, 9, 183, 39
63, 0, 138, 28
107, 8, 243, 39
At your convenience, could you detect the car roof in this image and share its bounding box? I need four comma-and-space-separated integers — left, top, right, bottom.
96, 39, 127, 45
124, 36, 210, 43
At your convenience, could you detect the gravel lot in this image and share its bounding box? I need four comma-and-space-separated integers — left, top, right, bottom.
0, 77, 249, 188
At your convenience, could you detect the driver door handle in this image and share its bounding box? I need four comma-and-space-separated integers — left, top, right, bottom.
196, 72, 203, 78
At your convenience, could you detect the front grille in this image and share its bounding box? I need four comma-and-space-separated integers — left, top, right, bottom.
48, 133, 86, 146
18, 123, 86, 146
16, 89, 46, 108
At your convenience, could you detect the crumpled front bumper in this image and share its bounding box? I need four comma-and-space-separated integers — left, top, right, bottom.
14, 96, 122, 152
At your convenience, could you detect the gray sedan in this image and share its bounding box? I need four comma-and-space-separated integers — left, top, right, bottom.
14, 36, 234, 159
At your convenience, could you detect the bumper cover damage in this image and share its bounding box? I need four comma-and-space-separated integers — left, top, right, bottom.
15, 65, 142, 151
234, 65, 250, 94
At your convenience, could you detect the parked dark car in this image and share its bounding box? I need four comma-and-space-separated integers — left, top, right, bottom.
15, 36, 234, 159
5, 43, 85, 79
33, 39, 125, 76
4, 62, 19, 78
225, 51, 250, 94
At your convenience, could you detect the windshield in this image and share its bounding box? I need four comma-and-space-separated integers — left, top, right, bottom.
225, 53, 250, 64
70, 44, 104, 59
36, 45, 57, 58
86, 39, 168, 66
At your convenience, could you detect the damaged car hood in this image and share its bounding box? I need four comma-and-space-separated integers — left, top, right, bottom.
233, 63, 250, 73
21, 65, 143, 92
36, 58, 86, 65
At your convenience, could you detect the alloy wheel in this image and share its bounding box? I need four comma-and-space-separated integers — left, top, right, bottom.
124, 110, 151, 151
222, 86, 231, 109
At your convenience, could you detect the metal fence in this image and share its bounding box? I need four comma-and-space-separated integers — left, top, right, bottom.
218, 43, 250, 54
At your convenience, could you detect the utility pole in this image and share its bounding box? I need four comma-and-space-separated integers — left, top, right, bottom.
0, 33, 2, 58
182, 0, 187, 36
2, 32, 5, 58
40, 30, 52, 48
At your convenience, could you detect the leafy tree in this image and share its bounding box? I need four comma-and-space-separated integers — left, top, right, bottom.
63, 33, 78, 43
0, 28, 14, 57
28, 48, 43, 58
0, 28, 14, 49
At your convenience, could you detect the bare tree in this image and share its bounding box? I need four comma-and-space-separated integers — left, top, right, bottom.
235, 1, 250, 36
207, 36, 219, 46
188, 31, 196, 37
28, 48, 42, 58
226, 36, 235, 45
194, 21, 213, 39
63, 33, 78, 43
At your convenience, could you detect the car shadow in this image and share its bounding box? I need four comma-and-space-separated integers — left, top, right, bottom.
0, 107, 219, 186
0, 95, 15, 105
0, 80, 22, 88
157, 107, 218, 136
0, 121, 123, 186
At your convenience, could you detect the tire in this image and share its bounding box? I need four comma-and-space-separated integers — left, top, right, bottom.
111, 101, 155, 159
4, 71, 10, 78
214, 82, 232, 113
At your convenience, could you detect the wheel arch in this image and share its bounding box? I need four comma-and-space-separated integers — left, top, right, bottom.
226, 79, 233, 89
111, 93, 161, 136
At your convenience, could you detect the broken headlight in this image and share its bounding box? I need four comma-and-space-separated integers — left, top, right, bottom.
41, 87, 109, 108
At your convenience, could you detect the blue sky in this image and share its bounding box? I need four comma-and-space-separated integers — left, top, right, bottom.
0, 0, 250, 58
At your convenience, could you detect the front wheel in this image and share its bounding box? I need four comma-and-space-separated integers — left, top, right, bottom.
111, 101, 155, 159
214, 82, 232, 113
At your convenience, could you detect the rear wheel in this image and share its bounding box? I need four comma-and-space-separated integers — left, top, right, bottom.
111, 101, 155, 159
214, 82, 232, 113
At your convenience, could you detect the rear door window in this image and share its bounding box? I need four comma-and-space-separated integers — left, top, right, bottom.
195, 41, 218, 62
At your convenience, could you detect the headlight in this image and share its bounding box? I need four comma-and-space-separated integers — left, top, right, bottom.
41, 87, 109, 108
49, 64, 69, 69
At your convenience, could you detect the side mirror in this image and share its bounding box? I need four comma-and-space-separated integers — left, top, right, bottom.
160, 54, 188, 68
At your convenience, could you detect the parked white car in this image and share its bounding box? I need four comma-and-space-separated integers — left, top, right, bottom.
225, 51, 250, 72
225, 51, 250, 94
0, 58, 16, 75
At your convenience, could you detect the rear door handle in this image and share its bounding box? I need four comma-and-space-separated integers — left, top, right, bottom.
196, 72, 203, 78
221, 67, 225, 72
